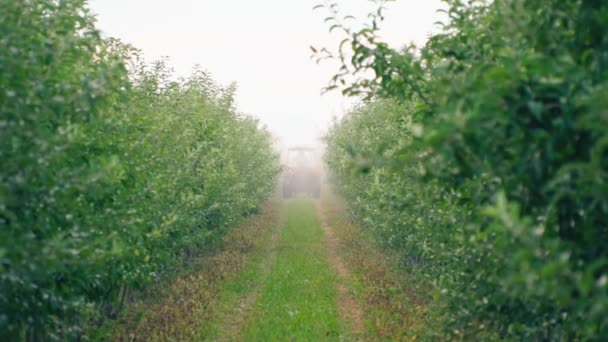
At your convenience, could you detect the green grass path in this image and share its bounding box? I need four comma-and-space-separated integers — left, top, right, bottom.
241, 199, 344, 341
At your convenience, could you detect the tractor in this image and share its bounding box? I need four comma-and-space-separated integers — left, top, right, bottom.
282, 146, 321, 198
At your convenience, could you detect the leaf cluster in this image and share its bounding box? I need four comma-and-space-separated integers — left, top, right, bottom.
0, 1, 280, 339
324, 0, 608, 339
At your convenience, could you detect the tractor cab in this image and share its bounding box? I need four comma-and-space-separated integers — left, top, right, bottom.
282, 147, 321, 198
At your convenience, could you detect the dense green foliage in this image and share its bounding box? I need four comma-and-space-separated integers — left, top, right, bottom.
0, 0, 279, 339
324, 0, 608, 339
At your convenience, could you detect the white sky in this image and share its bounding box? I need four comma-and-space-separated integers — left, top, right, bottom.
88, 0, 444, 147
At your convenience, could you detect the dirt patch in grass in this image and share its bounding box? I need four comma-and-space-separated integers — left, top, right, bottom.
317, 203, 365, 338
320, 190, 432, 340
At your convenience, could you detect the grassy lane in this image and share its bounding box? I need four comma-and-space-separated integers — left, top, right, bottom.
200, 202, 285, 340
242, 199, 344, 341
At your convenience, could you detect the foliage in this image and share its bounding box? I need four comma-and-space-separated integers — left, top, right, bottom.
323, 0, 608, 339
0, 0, 279, 339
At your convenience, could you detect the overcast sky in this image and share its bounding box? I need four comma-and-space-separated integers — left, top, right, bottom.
88, 0, 444, 147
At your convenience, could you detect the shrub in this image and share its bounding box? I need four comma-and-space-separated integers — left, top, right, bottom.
0, 1, 279, 339
324, 0, 608, 339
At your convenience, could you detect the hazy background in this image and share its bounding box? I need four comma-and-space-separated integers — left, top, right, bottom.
89, 0, 444, 147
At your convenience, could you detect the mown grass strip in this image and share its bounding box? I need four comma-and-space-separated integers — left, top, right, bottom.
199, 202, 285, 340
242, 199, 343, 341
